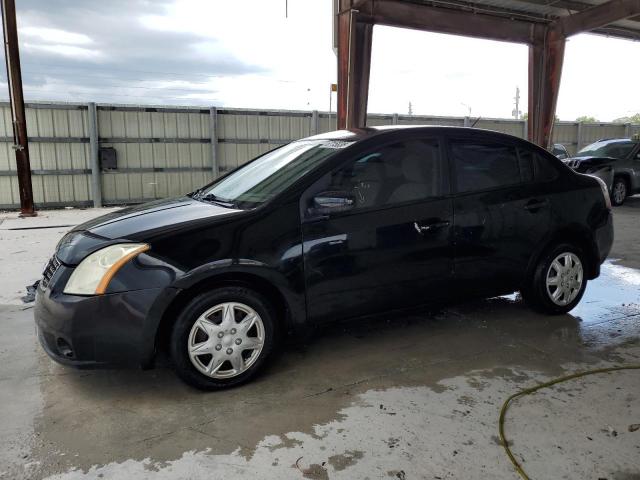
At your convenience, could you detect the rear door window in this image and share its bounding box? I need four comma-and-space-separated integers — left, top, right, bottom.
450, 140, 520, 193
519, 147, 558, 182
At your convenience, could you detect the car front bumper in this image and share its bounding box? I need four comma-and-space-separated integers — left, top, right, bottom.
34, 284, 164, 368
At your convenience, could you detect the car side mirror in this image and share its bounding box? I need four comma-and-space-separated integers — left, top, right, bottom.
310, 191, 355, 216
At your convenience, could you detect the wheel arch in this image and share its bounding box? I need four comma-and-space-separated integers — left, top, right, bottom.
525, 225, 600, 283
151, 267, 306, 363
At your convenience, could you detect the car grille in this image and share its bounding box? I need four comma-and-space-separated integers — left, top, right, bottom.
41, 256, 61, 288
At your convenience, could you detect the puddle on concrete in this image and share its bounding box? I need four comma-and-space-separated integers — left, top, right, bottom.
5, 261, 640, 480
34, 364, 640, 480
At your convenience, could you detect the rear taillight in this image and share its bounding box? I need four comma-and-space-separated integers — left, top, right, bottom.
592, 176, 612, 210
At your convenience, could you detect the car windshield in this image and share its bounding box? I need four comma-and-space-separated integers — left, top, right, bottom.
194, 140, 352, 208
576, 140, 637, 159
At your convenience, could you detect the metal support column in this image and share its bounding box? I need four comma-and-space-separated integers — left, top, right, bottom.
527, 25, 566, 148
209, 107, 219, 178
392, 113, 399, 125
1, 0, 35, 216
311, 110, 319, 135
337, 4, 373, 130
87, 102, 102, 208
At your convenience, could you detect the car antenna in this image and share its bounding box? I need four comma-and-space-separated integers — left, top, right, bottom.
471, 116, 481, 128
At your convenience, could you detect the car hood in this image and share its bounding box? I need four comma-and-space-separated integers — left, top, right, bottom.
56, 196, 242, 264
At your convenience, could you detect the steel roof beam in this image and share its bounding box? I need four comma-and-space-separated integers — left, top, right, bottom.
356, 0, 537, 44
554, 0, 640, 36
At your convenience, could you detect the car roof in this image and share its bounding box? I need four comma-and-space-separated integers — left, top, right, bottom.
304, 125, 526, 143
589, 138, 639, 146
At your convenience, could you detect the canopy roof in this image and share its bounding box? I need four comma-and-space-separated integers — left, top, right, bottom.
397, 0, 640, 41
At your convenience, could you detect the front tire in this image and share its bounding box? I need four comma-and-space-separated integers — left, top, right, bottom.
521, 244, 587, 315
170, 287, 277, 390
611, 177, 627, 206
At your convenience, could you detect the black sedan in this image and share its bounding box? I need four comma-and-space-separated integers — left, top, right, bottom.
35, 126, 613, 389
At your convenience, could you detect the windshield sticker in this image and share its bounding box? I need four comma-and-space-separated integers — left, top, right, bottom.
318, 140, 356, 149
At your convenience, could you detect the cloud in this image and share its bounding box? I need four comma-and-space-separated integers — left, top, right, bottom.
2, 0, 266, 105
20, 26, 93, 45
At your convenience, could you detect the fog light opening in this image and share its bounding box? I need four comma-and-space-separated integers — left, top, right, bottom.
56, 338, 75, 358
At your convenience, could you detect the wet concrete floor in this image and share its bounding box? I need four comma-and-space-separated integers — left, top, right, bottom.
1, 200, 639, 479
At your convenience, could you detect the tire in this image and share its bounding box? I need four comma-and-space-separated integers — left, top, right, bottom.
521, 243, 588, 315
610, 176, 627, 206
170, 286, 278, 390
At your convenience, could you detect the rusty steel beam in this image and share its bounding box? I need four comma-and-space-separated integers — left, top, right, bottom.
1, 0, 35, 216
528, 26, 565, 148
356, 0, 536, 44
556, 0, 640, 37
337, 8, 373, 129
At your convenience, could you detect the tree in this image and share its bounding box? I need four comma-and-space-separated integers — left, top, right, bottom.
576, 115, 598, 123
613, 113, 640, 124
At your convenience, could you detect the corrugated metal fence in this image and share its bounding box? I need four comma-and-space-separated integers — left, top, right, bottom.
1, 101, 639, 209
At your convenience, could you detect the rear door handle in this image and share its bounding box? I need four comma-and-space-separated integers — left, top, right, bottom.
524, 199, 549, 211
414, 220, 450, 234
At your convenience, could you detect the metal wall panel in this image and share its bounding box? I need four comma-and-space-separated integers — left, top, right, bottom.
581, 123, 627, 146
97, 107, 212, 203
400, 115, 466, 127
0, 103, 91, 208
552, 123, 579, 154
217, 109, 312, 173
318, 113, 339, 133
1, 101, 639, 210
474, 119, 523, 137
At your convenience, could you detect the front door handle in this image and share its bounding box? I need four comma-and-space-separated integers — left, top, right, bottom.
524, 199, 549, 211
414, 220, 450, 234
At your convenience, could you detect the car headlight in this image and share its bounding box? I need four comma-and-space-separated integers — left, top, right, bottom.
63, 243, 149, 295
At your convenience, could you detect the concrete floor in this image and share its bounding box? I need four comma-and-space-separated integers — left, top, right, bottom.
1, 199, 639, 480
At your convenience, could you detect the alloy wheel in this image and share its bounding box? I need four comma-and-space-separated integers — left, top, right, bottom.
545, 252, 583, 306
187, 302, 265, 379
613, 180, 626, 204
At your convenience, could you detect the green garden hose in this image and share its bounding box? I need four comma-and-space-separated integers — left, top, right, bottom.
499, 365, 640, 480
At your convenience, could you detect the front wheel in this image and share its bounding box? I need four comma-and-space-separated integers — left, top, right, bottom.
611, 177, 627, 206
521, 244, 588, 315
170, 287, 277, 390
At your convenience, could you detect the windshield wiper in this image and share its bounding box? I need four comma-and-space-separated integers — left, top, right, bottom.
198, 193, 237, 208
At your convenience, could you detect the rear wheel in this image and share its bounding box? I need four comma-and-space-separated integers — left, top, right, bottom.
170, 287, 277, 390
611, 177, 627, 206
521, 243, 587, 315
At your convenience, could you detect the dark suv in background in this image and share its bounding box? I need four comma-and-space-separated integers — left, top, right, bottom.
563, 138, 640, 205
35, 126, 614, 390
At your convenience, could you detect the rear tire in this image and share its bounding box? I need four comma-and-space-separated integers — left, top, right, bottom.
170, 286, 277, 390
521, 243, 588, 315
611, 176, 627, 206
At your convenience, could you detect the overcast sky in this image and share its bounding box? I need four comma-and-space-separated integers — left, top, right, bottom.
1, 0, 638, 121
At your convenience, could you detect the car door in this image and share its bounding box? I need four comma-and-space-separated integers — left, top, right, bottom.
300, 136, 454, 323
448, 136, 552, 294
